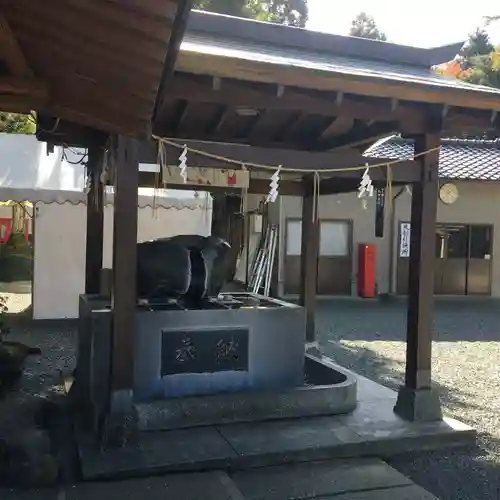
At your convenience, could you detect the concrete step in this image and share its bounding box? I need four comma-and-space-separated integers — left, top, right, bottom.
0, 458, 442, 499
77, 411, 475, 481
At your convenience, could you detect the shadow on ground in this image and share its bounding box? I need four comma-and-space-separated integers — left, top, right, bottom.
324, 338, 500, 500
316, 297, 500, 342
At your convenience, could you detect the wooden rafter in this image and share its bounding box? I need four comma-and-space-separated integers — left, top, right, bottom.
163, 74, 427, 133
0, 11, 32, 77
319, 117, 355, 140
206, 105, 229, 136
315, 121, 398, 151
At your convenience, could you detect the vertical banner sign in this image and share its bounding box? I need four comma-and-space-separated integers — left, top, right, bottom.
375, 187, 385, 238
399, 223, 411, 257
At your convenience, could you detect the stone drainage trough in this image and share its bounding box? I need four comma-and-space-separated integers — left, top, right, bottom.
76, 292, 357, 434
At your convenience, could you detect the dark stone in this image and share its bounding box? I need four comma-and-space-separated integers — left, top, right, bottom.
101, 391, 138, 449
0, 429, 59, 487
161, 327, 249, 375
0, 341, 41, 394
136, 235, 230, 304
393, 386, 443, 422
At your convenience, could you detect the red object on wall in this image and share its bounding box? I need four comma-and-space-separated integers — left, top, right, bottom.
0, 218, 13, 244
358, 243, 377, 298
227, 170, 237, 185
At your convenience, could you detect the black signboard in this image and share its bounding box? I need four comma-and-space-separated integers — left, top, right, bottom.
161, 327, 249, 375
375, 187, 386, 238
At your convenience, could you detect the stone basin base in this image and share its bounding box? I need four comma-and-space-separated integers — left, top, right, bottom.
136, 353, 357, 432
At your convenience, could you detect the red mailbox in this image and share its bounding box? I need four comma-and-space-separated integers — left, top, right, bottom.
0, 218, 12, 244
358, 243, 377, 298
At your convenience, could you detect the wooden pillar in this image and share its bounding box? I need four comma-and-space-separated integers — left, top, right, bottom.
111, 136, 139, 394
85, 146, 104, 295
394, 128, 443, 422
300, 178, 320, 345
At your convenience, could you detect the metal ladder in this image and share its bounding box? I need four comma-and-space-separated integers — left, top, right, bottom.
248, 224, 278, 296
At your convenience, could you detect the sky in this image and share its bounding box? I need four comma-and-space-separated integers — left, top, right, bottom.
307, 0, 500, 48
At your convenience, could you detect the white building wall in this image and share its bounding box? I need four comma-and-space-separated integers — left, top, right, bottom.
33, 202, 212, 319
277, 181, 500, 298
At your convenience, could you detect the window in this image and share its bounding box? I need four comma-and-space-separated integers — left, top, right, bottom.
320, 221, 349, 257
469, 225, 492, 259
286, 220, 302, 256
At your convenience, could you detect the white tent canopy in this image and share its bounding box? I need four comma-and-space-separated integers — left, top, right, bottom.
0, 133, 205, 209
0, 133, 213, 319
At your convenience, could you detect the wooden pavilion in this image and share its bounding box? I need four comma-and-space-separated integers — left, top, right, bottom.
2, 4, 500, 433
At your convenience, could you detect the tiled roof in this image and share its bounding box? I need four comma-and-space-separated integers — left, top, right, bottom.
182, 13, 500, 104
181, 33, 500, 98
364, 136, 500, 181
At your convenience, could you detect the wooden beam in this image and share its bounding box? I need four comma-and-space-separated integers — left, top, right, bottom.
206, 105, 229, 136
36, 115, 109, 148
319, 116, 355, 139
273, 112, 302, 142
176, 50, 500, 113
49, 102, 149, 138
152, 0, 194, 123
137, 172, 304, 196
319, 178, 361, 195
138, 139, 421, 183
314, 121, 398, 151
0, 77, 47, 97
0, 12, 33, 76
175, 100, 191, 131
164, 74, 426, 130
394, 126, 443, 422
0, 94, 44, 113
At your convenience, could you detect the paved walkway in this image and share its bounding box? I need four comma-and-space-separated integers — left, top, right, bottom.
76, 371, 472, 481
2, 458, 440, 499
315, 297, 500, 500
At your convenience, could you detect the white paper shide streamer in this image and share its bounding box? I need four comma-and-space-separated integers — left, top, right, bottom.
266, 165, 281, 203
358, 163, 374, 210
178, 145, 188, 184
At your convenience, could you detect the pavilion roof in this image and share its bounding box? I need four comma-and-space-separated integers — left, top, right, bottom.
1, 0, 192, 140
154, 11, 500, 151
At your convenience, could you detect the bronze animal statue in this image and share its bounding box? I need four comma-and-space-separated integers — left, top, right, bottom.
136, 235, 231, 307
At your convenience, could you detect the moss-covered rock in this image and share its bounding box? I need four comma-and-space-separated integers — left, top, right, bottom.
0, 429, 59, 487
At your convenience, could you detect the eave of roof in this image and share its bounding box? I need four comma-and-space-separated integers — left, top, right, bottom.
3, 0, 193, 137
177, 11, 500, 114
186, 11, 463, 67
365, 135, 500, 181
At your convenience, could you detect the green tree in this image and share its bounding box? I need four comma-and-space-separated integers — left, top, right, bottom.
193, 0, 308, 27
460, 28, 494, 66
461, 47, 500, 88
349, 12, 387, 41
438, 29, 500, 90
0, 113, 35, 134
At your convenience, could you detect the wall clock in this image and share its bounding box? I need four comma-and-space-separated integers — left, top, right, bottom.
439, 183, 459, 205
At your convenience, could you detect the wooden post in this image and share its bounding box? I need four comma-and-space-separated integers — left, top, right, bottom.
85, 146, 104, 295
394, 129, 443, 422
111, 136, 139, 392
104, 135, 139, 446
300, 177, 320, 346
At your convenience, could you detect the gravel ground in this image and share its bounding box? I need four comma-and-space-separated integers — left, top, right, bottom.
1, 296, 499, 499
0, 323, 75, 434
317, 298, 500, 500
